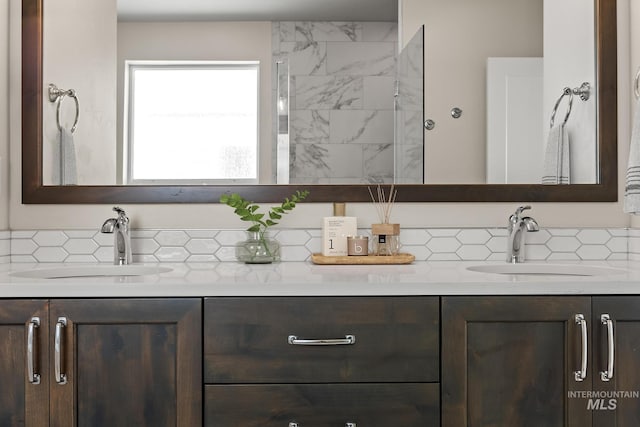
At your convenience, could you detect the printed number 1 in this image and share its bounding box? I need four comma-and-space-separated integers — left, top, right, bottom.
329, 239, 334, 249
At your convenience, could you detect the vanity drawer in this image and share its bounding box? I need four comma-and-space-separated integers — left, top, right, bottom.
204, 383, 440, 426
204, 296, 439, 383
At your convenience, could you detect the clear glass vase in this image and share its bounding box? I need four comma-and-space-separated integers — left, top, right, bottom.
235, 231, 281, 264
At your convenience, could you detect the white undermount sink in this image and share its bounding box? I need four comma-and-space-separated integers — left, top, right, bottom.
466, 263, 628, 277
9, 265, 173, 279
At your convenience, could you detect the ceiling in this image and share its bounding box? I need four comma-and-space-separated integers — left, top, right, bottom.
117, 0, 398, 22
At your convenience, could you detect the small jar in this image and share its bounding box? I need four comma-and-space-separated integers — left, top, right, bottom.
347, 236, 369, 256
371, 223, 400, 256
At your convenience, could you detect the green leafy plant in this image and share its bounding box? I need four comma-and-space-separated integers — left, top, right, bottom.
220, 190, 310, 235
220, 190, 310, 263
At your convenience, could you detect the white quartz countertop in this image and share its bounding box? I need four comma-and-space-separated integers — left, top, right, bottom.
1, 260, 640, 297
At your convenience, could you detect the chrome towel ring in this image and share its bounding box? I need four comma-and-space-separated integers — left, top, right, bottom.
550, 87, 574, 128
549, 82, 591, 128
48, 83, 79, 133
634, 67, 640, 100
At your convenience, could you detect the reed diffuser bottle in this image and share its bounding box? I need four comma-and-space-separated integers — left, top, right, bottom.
369, 185, 400, 256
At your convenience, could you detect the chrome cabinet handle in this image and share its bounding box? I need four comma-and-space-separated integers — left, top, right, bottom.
601, 314, 614, 382
288, 335, 356, 346
289, 423, 356, 426
55, 317, 67, 385
574, 314, 588, 382
27, 317, 41, 384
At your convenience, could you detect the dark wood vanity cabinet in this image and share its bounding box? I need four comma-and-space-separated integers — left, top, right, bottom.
442, 296, 640, 427
0, 300, 49, 426
0, 298, 201, 427
592, 296, 640, 427
203, 296, 441, 426
5, 293, 640, 426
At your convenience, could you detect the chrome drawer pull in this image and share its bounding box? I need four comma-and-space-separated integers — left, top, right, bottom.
288, 335, 356, 346
27, 317, 41, 384
574, 314, 588, 382
600, 314, 614, 382
289, 423, 356, 426
55, 317, 67, 385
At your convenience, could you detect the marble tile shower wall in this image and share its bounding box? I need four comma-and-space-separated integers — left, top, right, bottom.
272, 22, 397, 184
7, 228, 630, 263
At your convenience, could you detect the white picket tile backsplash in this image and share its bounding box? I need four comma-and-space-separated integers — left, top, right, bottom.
0, 227, 632, 263
628, 229, 640, 261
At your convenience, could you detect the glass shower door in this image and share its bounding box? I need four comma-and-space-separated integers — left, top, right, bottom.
275, 59, 290, 184
394, 26, 425, 184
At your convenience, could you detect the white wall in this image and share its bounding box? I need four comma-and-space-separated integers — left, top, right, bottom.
543, 0, 597, 184
0, 0, 8, 229
116, 21, 273, 184
401, 0, 543, 184
42, 0, 117, 185
5, 0, 632, 231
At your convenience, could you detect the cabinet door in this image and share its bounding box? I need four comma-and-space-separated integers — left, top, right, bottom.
48, 298, 201, 427
442, 296, 592, 427
0, 300, 49, 427
593, 296, 640, 426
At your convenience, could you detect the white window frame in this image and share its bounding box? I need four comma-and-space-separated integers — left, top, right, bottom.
123, 60, 260, 185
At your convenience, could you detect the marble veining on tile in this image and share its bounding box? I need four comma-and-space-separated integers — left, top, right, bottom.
274, 21, 397, 184
295, 75, 363, 110
296, 22, 362, 42
292, 143, 364, 180
277, 21, 296, 42
278, 41, 327, 76
291, 110, 330, 145
330, 110, 394, 145
363, 143, 394, 183
326, 42, 395, 76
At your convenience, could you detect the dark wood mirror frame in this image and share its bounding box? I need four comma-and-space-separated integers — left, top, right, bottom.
21, 0, 617, 204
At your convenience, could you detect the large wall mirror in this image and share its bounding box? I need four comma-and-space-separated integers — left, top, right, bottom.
22, 0, 617, 203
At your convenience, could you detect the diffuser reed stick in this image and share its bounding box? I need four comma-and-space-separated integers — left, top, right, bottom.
368, 184, 397, 224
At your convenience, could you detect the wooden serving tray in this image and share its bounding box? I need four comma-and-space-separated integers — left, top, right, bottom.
311, 253, 415, 265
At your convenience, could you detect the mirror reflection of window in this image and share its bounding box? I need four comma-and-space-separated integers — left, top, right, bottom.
124, 61, 259, 184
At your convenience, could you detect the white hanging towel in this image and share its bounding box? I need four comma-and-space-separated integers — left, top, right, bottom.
625, 97, 640, 213
60, 128, 77, 185
542, 124, 570, 185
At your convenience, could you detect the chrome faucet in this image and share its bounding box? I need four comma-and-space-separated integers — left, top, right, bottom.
101, 207, 132, 265
506, 205, 539, 263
